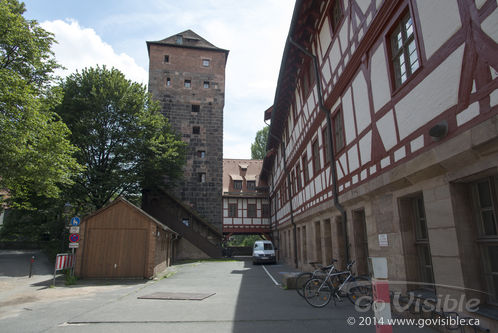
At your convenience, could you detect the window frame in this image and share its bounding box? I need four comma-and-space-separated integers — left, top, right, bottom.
332, 108, 345, 153
330, 0, 344, 34
228, 203, 238, 218
312, 139, 321, 175
233, 180, 242, 190
198, 172, 206, 183
247, 204, 257, 218
203, 81, 210, 88
184, 79, 191, 88
322, 127, 331, 166
247, 181, 256, 191
192, 126, 200, 134
191, 104, 200, 113
202, 59, 210, 67
164, 55, 170, 63
472, 176, 498, 305
386, 6, 422, 92
302, 154, 309, 184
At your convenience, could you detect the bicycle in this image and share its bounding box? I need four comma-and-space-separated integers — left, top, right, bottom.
295, 259, 338, 297
303, 260, 372, 308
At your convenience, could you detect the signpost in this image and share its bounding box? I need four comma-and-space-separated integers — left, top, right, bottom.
68, 216, 81, 277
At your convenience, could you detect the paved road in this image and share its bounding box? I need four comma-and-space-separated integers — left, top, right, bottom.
0, 257, 435, 332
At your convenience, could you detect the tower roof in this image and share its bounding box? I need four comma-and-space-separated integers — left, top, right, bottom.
147, 29, 229, 55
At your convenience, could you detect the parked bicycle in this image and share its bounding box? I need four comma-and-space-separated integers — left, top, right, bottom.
303, 260, 372, 308
295, 259, 338, 297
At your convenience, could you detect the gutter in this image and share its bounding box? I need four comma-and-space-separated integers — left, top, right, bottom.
287, 37, 350, 265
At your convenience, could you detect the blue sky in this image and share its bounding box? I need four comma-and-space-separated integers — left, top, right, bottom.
22, 0, 295, 159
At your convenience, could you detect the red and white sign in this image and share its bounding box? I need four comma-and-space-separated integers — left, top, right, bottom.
55, 253, 75, 270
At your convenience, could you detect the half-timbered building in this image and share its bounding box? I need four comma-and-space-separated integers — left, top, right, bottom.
260, 0, 498, 328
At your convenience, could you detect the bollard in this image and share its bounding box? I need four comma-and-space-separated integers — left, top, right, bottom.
29, 255, 35, 278
369, 257, 392, 333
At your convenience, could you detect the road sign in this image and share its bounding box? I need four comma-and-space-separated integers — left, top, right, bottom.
69, 233, 80, 243
70, 217, 80, 226
69, 226, 80, 234
68, 243, 79, 248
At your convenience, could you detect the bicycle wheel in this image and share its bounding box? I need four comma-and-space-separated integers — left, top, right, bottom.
295, 272, 312, 297
347, 276, 372, 308
303, 278, 333, 308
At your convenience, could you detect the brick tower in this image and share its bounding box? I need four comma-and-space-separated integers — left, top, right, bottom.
147, 30, 228, 231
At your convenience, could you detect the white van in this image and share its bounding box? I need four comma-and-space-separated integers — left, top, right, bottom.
252, 240, 276, 265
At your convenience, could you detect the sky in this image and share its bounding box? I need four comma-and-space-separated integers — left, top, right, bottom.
21, 0, 295, 159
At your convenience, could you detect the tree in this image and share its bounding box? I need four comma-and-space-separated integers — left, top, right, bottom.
0, 0, 80, 209
56, 66, 186, 213
250, 126, 269, 159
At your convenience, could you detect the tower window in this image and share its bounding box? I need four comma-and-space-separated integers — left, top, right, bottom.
184, 80, 191, 88
192, 105, 200, 113
202, 59, 210, 67
164, 55, 169, 63
199, 173, 206, 183
166, 77, 171, 86
203, 81, 210, 88
193, 126, 200, 134
197, 150, 206, 158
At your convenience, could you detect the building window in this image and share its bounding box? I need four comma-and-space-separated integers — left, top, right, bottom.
203, 81, 210, 88
197, 150, 206, 158
302, 154, 309, 184
390, 10, 419, 89
331, 0, 343, 33
262, 204, 270, 218
202, 59, 210, 67
413, 196, 435, 288
198, 173, 206, 183
228, 203, 237, 218
234, 180, 242, 190
164, 55, 170, 63
247, 181, 256, 190
322, 128, 331, 165
312, 139, 321, 175
472, 176, 498, 304
247, 204, 257, 218
296, 164, 302, 191
184, 80, 191, 88
182, 218, 189, 227
166, 77, 171, 86
176, 35, 183, 44
193, 126, 200, 134
192, 104, 200, 113
333, 109, 345, 153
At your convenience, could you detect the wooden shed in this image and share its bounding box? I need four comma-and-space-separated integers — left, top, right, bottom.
74, 197, 178, 279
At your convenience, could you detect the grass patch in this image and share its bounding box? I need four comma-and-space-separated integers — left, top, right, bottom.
160, 270, 177, 280
64, 271, 78, 285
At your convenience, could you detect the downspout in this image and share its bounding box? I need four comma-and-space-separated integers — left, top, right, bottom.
287, 37, 350, 264
264, 119, 299, 269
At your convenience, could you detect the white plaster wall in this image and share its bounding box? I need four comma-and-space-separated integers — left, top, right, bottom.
395, 45, 464, 139
339, 16, 349, 55
352, 70, 372, 133
339, 153, 348, 174
377, 110, 398, 150
370, 42, 391, 113
475, 0, 487, 9
342, 87, 357, 144
319, 17, 332, 58
356, 0, 371, 15
456, 101, 480, 126
482, 7, 498, 43
329, 39, 341, 73
416, 0, 462, 59
359, 130, 372, 165
322, 59, 332, 86
348, 144, 360, 171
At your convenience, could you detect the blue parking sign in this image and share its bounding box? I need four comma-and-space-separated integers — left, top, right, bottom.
70, 217, 80, 226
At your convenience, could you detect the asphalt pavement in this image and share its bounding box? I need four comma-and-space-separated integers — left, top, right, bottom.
0, 254, 436, 333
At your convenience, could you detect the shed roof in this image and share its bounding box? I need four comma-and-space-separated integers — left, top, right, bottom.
84, 197, 178, 235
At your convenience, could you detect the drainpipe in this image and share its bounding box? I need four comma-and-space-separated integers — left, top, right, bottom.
264, 119, 299, 269
287, 37, 350, 264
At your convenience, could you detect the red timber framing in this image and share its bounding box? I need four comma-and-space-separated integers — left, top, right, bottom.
261, 0, 498, 227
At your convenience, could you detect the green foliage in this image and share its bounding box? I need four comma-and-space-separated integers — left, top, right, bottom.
56, 66, 186, 213
250, 126, 269, 160
64, 271, 77, 285
228, 234, 262, 247
0, 0, 81, 209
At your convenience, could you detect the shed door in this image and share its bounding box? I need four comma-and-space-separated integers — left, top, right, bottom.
83, 228, 147, 278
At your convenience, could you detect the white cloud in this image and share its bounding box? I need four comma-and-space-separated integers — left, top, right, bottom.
41, 19, 148, 84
